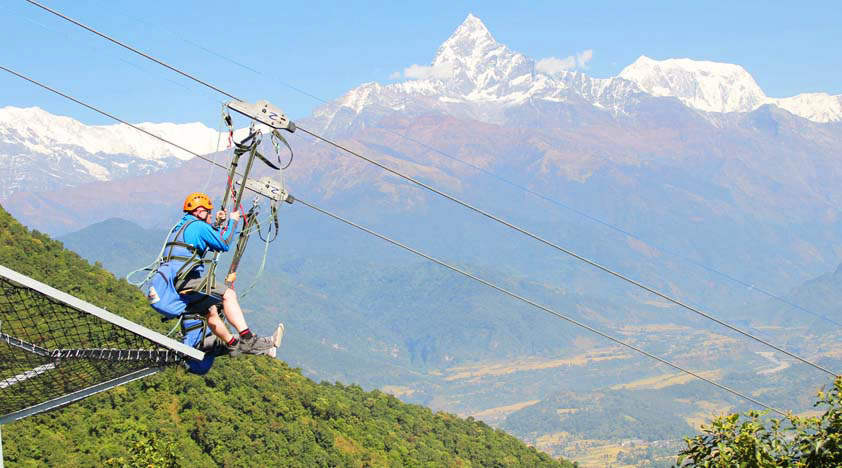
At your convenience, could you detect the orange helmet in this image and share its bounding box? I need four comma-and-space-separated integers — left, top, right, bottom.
183, 192, 213, 212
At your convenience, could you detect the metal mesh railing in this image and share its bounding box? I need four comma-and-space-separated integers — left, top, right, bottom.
0, 267, 201, 422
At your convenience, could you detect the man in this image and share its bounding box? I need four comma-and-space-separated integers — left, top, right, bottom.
149, 192, 281, 374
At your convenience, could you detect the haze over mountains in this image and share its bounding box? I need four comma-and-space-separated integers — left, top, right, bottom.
3, 13, 842, 339
3, 12, 841, 316
4, 13, 842, 465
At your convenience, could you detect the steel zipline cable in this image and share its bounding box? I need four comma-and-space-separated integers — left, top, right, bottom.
0, 63, 790, 415
0, 66, 283, 211
41, 0, 841, 332
0, 65, 229, 172
296, 128, 840, 378
293, 198, 788, 416
382, 136, 842, 330
23, 0, 241, 102
21, 0, 839, 378
35, 0, 842, 332
19, 1, 841, 377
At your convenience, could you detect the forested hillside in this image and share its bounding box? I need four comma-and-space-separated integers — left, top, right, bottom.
0, 205, 572, 467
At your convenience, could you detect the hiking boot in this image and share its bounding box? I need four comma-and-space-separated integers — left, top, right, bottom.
233, 334, 276, 356
267, 323, 284, 358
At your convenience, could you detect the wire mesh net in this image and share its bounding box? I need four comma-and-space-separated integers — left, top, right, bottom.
0, 273, 189, 420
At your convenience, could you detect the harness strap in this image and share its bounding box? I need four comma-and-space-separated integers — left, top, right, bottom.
172, 251, 201, 282
224, 203, 260, 286
163, 220, 201, 261
254, 148, 281, 170
163, 219, 217, 290
165, 255, 197, 263
180, 313, 209, 350
271, 129, 294, 170
232, 133, 285, 171
164, 241, 197, 251
181, 319, 205, 334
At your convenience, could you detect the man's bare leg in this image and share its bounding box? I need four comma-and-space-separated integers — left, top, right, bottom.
221, 288, 248, 332
206, 305, 234, 343
217, 288, 275, 355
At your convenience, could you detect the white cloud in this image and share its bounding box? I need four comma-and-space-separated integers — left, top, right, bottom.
391, 63, 456, 81
536, 49, 594, 75
536, 56, 576, 75
577, 49, 593, 68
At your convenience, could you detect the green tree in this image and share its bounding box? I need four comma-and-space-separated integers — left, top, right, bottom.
105, 425, 179, 468
677, 377, 842, 467
0, 203, 575, 467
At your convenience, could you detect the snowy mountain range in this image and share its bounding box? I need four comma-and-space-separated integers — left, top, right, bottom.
3, 13, 841, 202
312, 14, 842, 132
620, 56, 842, 120
0, 106, 222, 199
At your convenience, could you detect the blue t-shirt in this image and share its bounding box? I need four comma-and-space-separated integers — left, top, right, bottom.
173, 213, 237, 256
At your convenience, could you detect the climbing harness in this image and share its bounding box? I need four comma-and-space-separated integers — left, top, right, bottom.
129, 99, 295, 355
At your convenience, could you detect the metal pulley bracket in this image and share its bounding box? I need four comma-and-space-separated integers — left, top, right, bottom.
236, 176, 293, 204
227, 100, 296, 132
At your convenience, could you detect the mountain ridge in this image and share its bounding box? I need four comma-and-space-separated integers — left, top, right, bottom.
311, 14, 842, 133
0, 106, 264, 199
0, 105, 220, 161
4, 14, 840, 201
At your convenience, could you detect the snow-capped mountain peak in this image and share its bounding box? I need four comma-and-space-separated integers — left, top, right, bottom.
618, 56, 767, 113
618, 56, 842, 121
427, 15, 535, 100
311, 15, 842, 131
433, 14, 499, 69
772, 93, 842, 123
0, 106, 229, 199
312, 14, 559, 129
0, 106, 222, 161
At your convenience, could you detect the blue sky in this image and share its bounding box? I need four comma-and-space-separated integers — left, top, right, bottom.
1, 0, 840, 126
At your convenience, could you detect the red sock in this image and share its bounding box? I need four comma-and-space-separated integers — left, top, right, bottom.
227, 336, 238, 347
239, 328, 254, 339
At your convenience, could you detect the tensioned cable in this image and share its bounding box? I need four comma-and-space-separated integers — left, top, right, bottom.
89, 0, 329, 105
21, 1, 838, 377
293, 198, 786, 416
24, 0, 242, 102
11, 0, 226, 110
201, 103, 229, 193
0, 63, 788, 416
53, 0, 842, 331
373, 134, 842, 329
0, 65, 226, 169
295, 127, 838, 377
75, 0, 842, 330
0, 65, 261, 196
